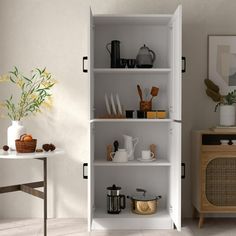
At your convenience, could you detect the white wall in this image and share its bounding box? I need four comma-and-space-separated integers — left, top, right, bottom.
0, 0, 236, 218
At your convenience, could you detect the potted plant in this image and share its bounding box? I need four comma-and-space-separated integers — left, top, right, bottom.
204, 78, 236, 126
0, 67, 56, 150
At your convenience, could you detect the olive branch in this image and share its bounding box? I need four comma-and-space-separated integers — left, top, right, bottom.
0, 67, 56, 120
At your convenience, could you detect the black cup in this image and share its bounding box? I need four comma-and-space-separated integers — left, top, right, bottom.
137, 110, 146, 118
119, 58, 127, 68
127, 59, 136, 68
126, 110, 134, 118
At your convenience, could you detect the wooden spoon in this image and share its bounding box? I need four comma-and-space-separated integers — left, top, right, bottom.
149, 87, 159, 102
137, 84, 143, 101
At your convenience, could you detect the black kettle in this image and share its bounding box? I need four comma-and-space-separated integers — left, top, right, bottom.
106, 40, 120, 68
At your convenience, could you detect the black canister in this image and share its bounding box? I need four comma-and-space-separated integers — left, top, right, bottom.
106, 40, 120, 68
126, 110, 134, 118
137, 110, 147, 118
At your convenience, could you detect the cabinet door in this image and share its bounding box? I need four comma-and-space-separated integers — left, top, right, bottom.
88, 7, 94, 231
169, 121, 181, 230
170, 5, 182, 121
89, 8, 94, 120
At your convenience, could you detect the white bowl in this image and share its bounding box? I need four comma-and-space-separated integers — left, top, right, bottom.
231, 140, 236, 145
220, 140, 229, 145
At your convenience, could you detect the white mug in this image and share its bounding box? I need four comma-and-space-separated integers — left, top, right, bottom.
141, 150, 154, 160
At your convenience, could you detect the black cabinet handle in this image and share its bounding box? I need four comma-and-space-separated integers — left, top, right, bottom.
182, 163, 185, 179
182, 57, 186, 73
83, 163, 88, 179
83, 56, 88, 73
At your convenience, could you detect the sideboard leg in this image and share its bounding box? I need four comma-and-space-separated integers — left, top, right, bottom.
198, 213, 204, 228
44, 158, 47, 236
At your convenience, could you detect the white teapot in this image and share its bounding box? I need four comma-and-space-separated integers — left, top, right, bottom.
110, 149, 128, 163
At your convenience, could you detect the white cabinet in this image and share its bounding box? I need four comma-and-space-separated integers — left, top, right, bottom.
87, 5, 182, 231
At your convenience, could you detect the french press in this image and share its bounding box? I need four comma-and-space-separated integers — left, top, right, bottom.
107, 184, 126, 214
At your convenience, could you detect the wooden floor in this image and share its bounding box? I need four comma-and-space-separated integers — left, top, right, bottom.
0, 218, 236, 236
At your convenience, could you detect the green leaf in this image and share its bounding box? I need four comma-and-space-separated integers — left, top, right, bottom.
31, 74, 36, 80
9, 77, 16, 83
36, 68, 42, 75
14, 66, 18, 74
23, 76, 32, 83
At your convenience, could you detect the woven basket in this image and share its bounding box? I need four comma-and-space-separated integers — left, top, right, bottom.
15, 139, 37, 153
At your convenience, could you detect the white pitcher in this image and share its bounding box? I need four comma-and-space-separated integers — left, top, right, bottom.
123, 135, 139, 161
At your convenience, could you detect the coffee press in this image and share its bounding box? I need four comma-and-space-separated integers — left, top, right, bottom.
106, 40, 120, 68
107, 184, 126, 214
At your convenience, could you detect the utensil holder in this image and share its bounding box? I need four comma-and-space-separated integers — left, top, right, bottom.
140, 101, 152, 111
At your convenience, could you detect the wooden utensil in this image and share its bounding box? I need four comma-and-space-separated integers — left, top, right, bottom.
149, 87, 159, 102
150, 144, 157, 159
144, 88, 150, 100
137, 84, 143, 101
107, 144, 113, 161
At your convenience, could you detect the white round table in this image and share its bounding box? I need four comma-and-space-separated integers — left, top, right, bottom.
0, 149, 64, 236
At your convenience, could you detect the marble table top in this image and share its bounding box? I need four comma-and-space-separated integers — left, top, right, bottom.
0, 149, 64, 159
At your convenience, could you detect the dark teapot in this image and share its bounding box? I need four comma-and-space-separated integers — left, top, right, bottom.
136, 44, 156, 68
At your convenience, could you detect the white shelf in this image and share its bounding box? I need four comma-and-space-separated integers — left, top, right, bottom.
90, 118, 172, 123
94, 68, 171, 74
94, 14, 172, 25
94, 159, 170, 167
92, 208, 173, 230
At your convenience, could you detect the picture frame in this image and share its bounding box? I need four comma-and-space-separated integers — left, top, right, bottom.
208, 35, 236, 95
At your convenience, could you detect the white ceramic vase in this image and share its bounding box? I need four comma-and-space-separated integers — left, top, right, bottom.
7, 121, 26, 150
219, 105, 235, 126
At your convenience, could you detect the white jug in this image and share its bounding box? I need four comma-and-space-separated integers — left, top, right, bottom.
123, 135, 139, 161
110, 149, 129, 163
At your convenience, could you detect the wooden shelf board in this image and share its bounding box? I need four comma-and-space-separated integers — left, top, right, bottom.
92, 208, 173, 230
94, 68, 171, 74
90, 118, 172, 123
94, 159, 171, 167
201, 145, 236, 152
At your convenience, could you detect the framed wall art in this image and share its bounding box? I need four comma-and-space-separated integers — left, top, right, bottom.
208, 35, 236, 95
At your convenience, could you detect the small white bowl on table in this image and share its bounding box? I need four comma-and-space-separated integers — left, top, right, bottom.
220, 140, 229, 145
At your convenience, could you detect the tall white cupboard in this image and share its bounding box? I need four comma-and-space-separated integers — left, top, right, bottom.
83, 5, 182, 232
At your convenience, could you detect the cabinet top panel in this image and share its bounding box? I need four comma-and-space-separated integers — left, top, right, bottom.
94, 15, 172, 25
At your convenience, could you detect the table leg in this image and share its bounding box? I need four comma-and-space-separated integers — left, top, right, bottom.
44, 158, 47, 236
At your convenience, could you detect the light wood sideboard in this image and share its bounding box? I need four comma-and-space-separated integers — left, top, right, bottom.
192, 130, 236, 228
